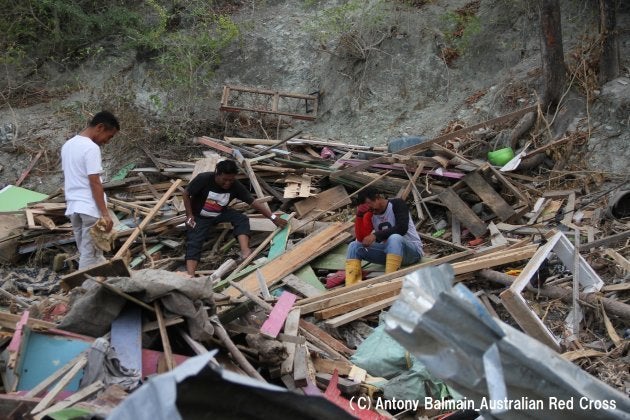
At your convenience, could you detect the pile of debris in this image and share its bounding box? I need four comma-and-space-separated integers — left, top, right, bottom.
0, 102, 628, 419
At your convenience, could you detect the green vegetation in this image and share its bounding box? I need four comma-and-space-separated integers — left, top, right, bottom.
0, 0, 240, 89
0, 0, 143, 64
439, 8, 481, 57
305, 0, 392, 60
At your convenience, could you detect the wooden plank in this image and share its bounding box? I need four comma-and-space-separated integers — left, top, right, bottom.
602, 282, 630, 292
579, 230, 630, 251
256, 269, 272, 299
223, 222, 352, 298
33, 215, 56, 230
294, 185, 351, 218
348, 365, 367, 383
298, 320, 354, 356
604, 248, 630, 272
330, 150, 353, 170
418, 232, 469, 252
400, 163, 425, 200
314, 288, 400, 320
191, 154, 221, 180
110, 306, 142, 372
137, 172, 160, 199
538, 200, 563, 223
561, 192, 576, 225
194, 136, 233, 154
154, 302, 175, 372
241, 158, 271, 213
324, 296, 397, 328
142, 316, 185, 332
284, 175, 312, 198
293, 344, 308, 387
0, 312, 55, 332
452, 244, 538, 275
7, 311, 29, 369
298, 280, 403, 315
260, 292, 298, 338
488, 221, 508, 246
114, 179, 183, 259
15, 151, 43, 187
280, 308, 301, 375
463, 171, 515, 221
29, 355, 88, 416
311, 356, 353, 376
438, 188, 487, 237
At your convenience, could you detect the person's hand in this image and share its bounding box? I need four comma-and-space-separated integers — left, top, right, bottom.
362, 234, 376, 247
356, 203, 371, 217
271, 214, 288, 228
185, 215, 196, 228
102, 214, 114, 233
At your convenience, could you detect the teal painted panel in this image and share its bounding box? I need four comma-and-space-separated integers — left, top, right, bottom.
17, 332, 91, 391
267, 214, 291, 259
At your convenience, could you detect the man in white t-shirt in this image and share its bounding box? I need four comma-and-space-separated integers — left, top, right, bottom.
61, 111, 119, 269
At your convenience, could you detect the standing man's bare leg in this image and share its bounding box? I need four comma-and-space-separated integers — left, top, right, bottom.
186, 259, 198, 277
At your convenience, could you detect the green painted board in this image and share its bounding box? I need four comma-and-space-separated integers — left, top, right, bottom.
47, 407, 93, 420
294, 265, 325, 291
267, 214, 291, 259
0, 185, 48, 212
111, 163, 136, 181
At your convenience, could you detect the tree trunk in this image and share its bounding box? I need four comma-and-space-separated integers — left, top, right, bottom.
539, 0, 566, 111
599, 0, 620, 84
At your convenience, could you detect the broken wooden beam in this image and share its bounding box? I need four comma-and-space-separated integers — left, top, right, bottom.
438, 188, 487, 237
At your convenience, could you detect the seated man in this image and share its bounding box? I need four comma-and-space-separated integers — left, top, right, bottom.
182, 159, 287, 276
345, 187, 423, 285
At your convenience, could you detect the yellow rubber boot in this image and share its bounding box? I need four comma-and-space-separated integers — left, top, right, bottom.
344, 259, 362, 286
385, 254, 403, 274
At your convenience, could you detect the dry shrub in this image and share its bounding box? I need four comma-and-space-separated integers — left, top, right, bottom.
464, 89, 487, 106
566, 35, 601, 101
439, 46, 459, 67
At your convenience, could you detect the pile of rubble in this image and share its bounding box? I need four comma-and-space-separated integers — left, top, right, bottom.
0, 103, 628, 419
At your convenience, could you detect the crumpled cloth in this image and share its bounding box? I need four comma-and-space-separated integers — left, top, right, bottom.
80, 337, 141, 391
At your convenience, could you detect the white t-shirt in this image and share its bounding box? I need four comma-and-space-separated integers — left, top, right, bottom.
61, 135, 104, 218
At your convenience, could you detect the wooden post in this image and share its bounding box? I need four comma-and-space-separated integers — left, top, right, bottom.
114, 179, 182, 259
154, 301, 175, 371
